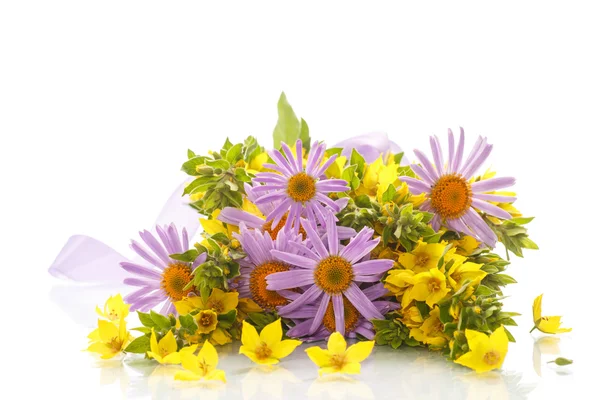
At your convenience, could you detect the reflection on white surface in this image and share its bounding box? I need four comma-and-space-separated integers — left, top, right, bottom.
50, 283, 578, 399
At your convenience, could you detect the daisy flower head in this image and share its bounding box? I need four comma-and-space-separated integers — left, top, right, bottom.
218, 182, 354, 241
284, 283, 398, 340
121, 224, 207, 315
234, 223, 304, 310
266, 210, 394, 336
252, 139, 350, 230
401, 128, 516, 246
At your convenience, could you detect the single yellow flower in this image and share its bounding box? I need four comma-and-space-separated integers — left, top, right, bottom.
239, 319, 302, 365
454, 327, 508, 373
205, 288, 238, 315
86, 316, 132, 359
95, 294, 130, 322
306, 332, 374, 375
410, 268, 451, 307
531, 294, 572, 334
147, 329, 197, 364
200, 210, 238, 239
248, 152, 269, 173
325, 155, 347, 179
445, 254, 486, 291
451, 236, 480, 256
195, 309, 219, 334
400, 306, 423, 328
409, 307, 449, 348
398, 241, 446, 273
384, 268, 415, 309
175, 341, 226, 382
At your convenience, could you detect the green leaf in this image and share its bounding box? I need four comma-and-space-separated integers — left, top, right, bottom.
187, 149, 196, 159
179, 314, 198, 332
181, 156, 208, 175
217, 309, 237, 329
169, 249, 200, 263
394, 152, 405, 164
183, 176, 220, 195
382, 184, 396, 203
548, 357, 573, 366
272, 92, 301, 149
131, 327, 152, 334
325, 147, 343, 157
474, 285, 496, 296
520, 237, 539, 250
511, 217, 534, 225
300, 118, 311, 151
150, 311, 173, 331
354, 194, 372, 208
124, 335, 151, 354
226, 143, 243, 164
350, 149, 366, 178
206, 159, 230, 170
137, 311, 156, 328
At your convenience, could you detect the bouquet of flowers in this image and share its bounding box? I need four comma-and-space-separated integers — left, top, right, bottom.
51, 93, 547, 379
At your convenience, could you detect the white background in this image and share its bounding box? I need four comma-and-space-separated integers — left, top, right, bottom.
1, 1, 598, 399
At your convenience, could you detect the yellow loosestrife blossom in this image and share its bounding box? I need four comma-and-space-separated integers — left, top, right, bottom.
306, 332, 374, 375
445, 254, 487, 291
147, 329, 197, 364
454, 327, 509, 373
384, 268, 415, 309
175, 341, 226, 382
409, 307, 450, 348
95, 294, 130, 322
239, 319, 302, 365
531, 294, 572, 334
200, 210, 238, 240
451, 236, 480, 256
398, 241, 446, 273
411, 268, 451, 307
86, 316, 132, 359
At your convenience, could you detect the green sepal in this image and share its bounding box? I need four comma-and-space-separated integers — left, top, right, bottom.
150, 310, 173, 331
169, 249, 200, 263
217, 309, 237, 329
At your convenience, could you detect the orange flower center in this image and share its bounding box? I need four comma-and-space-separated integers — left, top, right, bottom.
287, 172, 316, 202
255, 342, 273, 360
161, 263, 194, 301
330, 354, 347, 370
323, 297, 361, 333
483, 351, 500, 365
414, 253, 430, 268
249, 262, 290, 309
430, 174, 472, 219
428, 278, 441, 292
314, 256, 354, 294
263, 214, 306, 240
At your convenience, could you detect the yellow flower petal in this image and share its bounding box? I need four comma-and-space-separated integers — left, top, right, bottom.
241, 321, 260, 349
160, 330, 178, 354
489, 327, 509, 355
306, 346, 331, 367
174, 370, 202, 381
327, 332, 347, 355
181, 353, 202, 375
239, 347, 279, 365
259, 319, 283, 349
533, 294, 543, 323
271, 339, 302, 360
339, 361, 361, 375
98, 320, 119, 343
205, 369, 227, 383
199, 341, 219, 367
345, 341, 374, 363
160, 352, 182, 364
150, 329, 159, 355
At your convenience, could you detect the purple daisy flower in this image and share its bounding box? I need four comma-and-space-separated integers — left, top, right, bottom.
251, 139, 350, 229
233, 224, 304, 310
283, 283, 398, 340
401, 128, 516, 246
121, 224, 207, 315
218, 183, 355, 240
266, 210, 394, 336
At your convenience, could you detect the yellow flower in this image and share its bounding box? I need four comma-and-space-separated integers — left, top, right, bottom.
248, 152, 269, 173
205, 288, 239, 315
174, 296, 204, 316
451, 236, 480, 256
200, 210, 238, 239
384, 268, 415, 309
86, 316, 132, 359
409, 307, 449, 348
325, 155, 347, 179
95, 294, 130, 322
400, 306, 423, 328
454, 327, 509, 373
195, 310, 219, 334
147, 329, 197, 364
445, 254, 486, 291
239, 319, 302, 365
398, 241, 446, 273
410, 268, 451, 307
306, 332, 374, 375
531, 294, 572, 334
175, 341, 226, 382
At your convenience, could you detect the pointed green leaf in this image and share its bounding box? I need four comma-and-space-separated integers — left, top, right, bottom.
272, 92, 301, 148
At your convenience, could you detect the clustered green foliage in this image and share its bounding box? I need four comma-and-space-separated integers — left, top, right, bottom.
373, 312, 420, 349
488, 216, 538, 258
123, 309, 236, 355
182, 136, 262, 216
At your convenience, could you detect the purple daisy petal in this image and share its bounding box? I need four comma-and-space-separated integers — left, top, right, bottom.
471, 177, 516, 192
353, 259, 393, 275
400, 176, 431, 194
218, 208, 265, 229
120, 262, 162, 279
333, 294, 345, 336
267, 269, 315, 290
131, 240, 165, 269
345, 282, 385, 321
471, 198, 512, 220
430, 135, 444, 176
278, 285, 323, 315
473, 193, 517, 203
270, 250, 318, 269
309, 293, 331, 334
451, 127, 465, 173
301, 219, 330, 259
140, 230, 171, 265
462, 143, 493, 180
414, 149, 439, 181
447, 129, 455, 173
281, 142, 300, 174
410, 163, 435, 186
